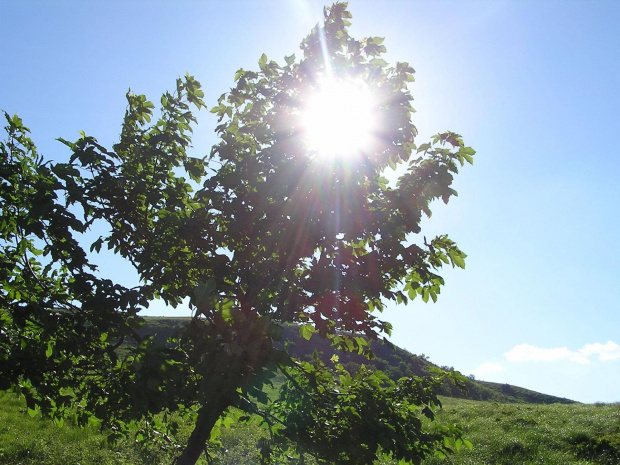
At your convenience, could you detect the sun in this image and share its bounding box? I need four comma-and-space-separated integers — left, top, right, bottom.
301, 78, 377, 159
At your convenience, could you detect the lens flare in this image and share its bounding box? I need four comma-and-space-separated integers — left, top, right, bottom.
301, 78, 376, 159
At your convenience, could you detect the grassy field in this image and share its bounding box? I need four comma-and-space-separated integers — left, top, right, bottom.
2, 392, 619, 464
419, 398, 620, 465
0, 393, 180, 465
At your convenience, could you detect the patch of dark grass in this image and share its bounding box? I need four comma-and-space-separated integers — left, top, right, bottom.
492, 439, 535, 464
568, 430, 620, 464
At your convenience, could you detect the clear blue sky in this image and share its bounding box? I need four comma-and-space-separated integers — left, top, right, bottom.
2, 0, 619, 403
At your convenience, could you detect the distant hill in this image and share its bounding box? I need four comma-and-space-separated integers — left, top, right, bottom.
138, 317, 576, 405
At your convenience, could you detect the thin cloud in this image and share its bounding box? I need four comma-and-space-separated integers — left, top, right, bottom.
579, 341, 620, 361
504, 341, 620, 364
472, 362, 505, 376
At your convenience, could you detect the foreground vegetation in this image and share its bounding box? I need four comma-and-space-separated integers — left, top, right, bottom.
2, 392, 618, 464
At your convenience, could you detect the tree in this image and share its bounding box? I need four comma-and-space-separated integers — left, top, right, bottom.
0, 3, 475, 464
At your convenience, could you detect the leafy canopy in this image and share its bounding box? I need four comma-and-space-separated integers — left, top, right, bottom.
0, 3, 474, 464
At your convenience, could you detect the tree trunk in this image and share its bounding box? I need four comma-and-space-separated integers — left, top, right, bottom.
175, 390, 236, 465
174, 320, 273, 465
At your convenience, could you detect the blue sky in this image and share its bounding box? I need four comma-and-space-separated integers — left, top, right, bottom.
2, 0, 619, 403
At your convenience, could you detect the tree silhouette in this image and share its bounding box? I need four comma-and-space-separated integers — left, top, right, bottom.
0, 4, 474, 464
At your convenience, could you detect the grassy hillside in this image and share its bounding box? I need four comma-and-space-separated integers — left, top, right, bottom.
137, 317, 575, 404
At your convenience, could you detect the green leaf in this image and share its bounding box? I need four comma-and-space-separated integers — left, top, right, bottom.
417, 142, 431, 153
369, 58, 388, 68
449, 251, 466, 269
218, 298, 235, 321
267, 323, 284, 341
234, 69, 245, 81
258, 53, 268, 69
300, 324, 315, 341
194, 279, 217, 307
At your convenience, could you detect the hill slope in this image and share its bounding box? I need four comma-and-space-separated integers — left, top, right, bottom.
138, 317, 575, 404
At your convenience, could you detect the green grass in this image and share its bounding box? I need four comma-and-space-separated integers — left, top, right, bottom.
418, 397, 620, 465
0, 393, 196, 465
2, 392, 619, 464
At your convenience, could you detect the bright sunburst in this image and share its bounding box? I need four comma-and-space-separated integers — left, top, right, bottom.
301, 78, 377, 159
